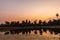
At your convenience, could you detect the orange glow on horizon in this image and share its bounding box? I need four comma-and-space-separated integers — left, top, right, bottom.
0, 0, 60, 23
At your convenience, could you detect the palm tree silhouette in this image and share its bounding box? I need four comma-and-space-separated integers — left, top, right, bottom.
56, 13, 59, 19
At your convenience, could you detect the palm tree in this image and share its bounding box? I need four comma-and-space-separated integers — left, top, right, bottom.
5, 21, 10, 26
34, 20, 37, 24
56, 13, 59, 19
38, 20, 42, 25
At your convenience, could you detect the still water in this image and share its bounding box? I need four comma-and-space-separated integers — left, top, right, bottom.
0, 30, 60, 40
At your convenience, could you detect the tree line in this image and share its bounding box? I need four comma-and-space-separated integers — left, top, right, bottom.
0, 18, 60, 27
0, 13, 60, 27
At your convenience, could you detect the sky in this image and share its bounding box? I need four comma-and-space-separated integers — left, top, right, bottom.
0, 0, 60, 23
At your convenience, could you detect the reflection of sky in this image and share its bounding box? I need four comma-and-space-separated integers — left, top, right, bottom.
0, 0, 60, 23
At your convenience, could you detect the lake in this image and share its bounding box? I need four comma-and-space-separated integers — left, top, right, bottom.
0, 30, 60, 40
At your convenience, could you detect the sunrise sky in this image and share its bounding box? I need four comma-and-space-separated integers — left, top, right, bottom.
0, 0, 60, 23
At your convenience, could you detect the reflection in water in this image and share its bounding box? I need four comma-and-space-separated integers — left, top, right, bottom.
0, 30, 60, 40
17, 30, 60, 37
0, 29, 60, 37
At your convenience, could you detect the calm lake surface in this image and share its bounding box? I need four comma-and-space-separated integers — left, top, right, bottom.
0, 30, 60, 40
